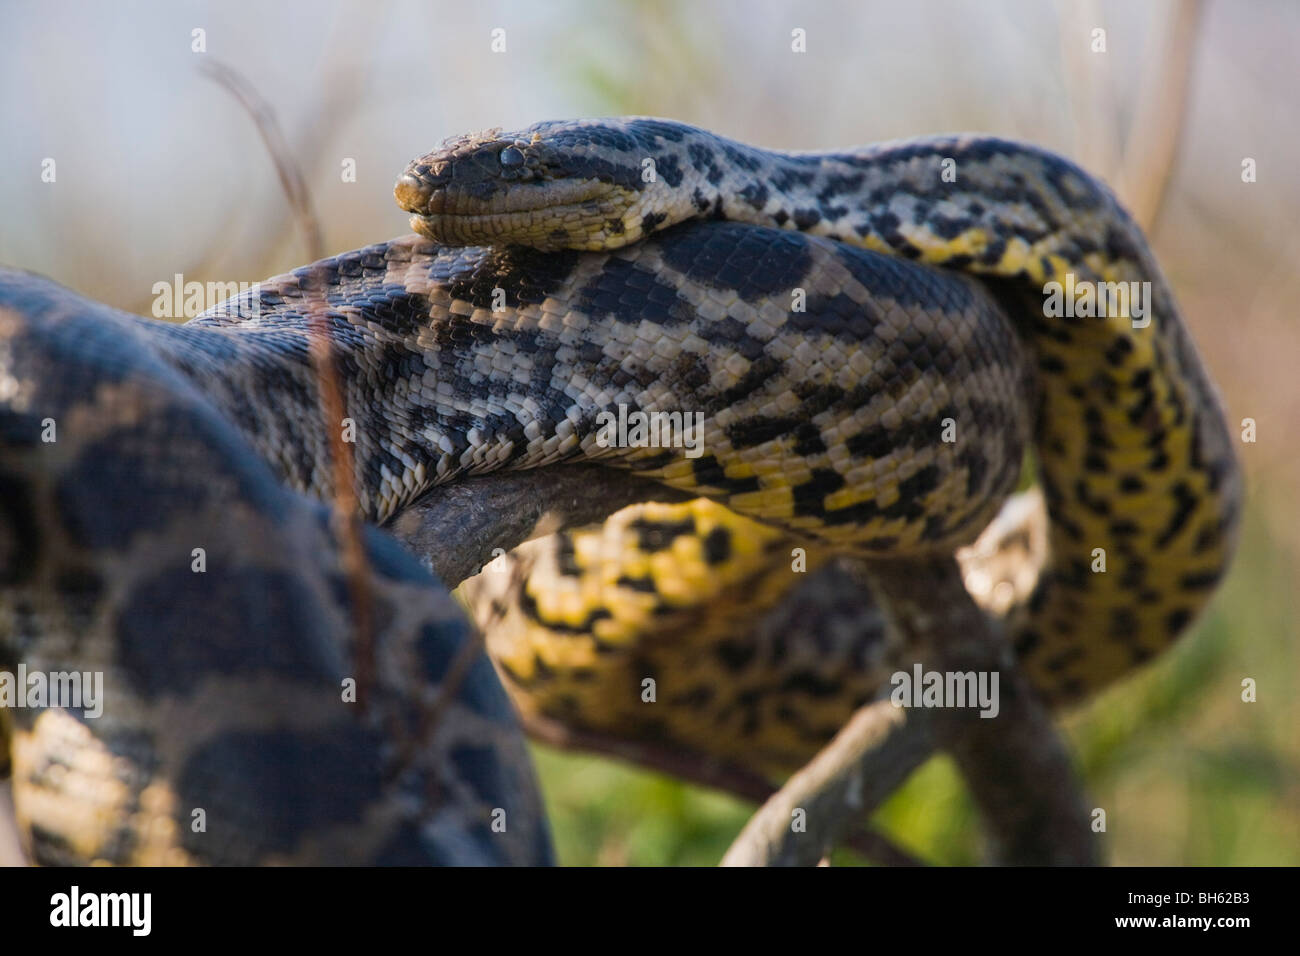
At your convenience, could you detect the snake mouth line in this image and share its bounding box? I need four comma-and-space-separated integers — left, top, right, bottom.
406, 202, 601, 245
396, 174, 612, 217
396, 172, 633, 248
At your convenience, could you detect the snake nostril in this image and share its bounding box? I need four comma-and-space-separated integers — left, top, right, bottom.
499, 146, 526, 169
394, 174, 433, 211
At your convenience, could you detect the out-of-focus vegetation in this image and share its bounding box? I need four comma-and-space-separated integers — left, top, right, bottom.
2, 0, 1295, 865
536, 505, 1298, 865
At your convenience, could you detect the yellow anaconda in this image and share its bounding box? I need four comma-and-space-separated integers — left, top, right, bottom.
0, 117, 1240, 863
399, 118, 1241, 725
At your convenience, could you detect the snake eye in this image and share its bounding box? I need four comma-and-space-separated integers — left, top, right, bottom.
499, 146, 526, 168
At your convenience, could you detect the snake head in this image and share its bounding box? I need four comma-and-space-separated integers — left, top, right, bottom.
395, 119, 693, 252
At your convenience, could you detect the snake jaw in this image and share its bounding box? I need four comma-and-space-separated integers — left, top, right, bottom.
400, 177, 642, 251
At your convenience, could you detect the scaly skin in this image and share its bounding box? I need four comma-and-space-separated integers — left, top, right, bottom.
403, 117, 1242, 703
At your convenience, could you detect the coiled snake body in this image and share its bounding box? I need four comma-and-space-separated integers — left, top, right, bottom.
0, 117, 1239, 862
399, 118, 1241, 730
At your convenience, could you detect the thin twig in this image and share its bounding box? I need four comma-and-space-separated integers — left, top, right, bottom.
198, 59, 325, 263
204, 64, 375, 710
525, 712, 928, 867
720, 699, 908, 867
301, 267, 375, 712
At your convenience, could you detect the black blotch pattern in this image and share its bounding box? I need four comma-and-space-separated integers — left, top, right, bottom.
55, 407, 279, 552
641, 211, 668, 234
656, 221, 812, 302
653, 154, 684, 187
702, 526, 732, 565
692, 456, 761, 495
629, 516, 696, 552
615, 574, 657, 593
444, 246, 582, 311
519, 589, 611, 634
575, 256, 695, 326
176, 727, 384, 862
116, 566, 333, 699
725, 416, 803, 448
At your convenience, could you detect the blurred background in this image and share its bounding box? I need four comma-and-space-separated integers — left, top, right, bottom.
1, 0, 1295, 864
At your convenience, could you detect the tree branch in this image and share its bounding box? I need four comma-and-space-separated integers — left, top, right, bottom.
387, 465, 692, 586
721, 555, 1096, 866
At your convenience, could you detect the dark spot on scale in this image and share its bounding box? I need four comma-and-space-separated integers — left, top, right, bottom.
897, 464, 942, 499
1083, 452, 1109, 473
686, 142, 715, 172
715, 639, 756, 671
792, 423, 827, 456
702, 526, 732, 565
726, 415, 801, 448
629, 516, 696, 552
518, 590, 611, 634
1178, 568, 1224, 591
979, 236, 1007, 266
640, 211, 667, 234
792, 208, 822, 230
738, 181, 770, 210
654, 154, 684, 187
1105, 336, 1134, 366
927, 214, 972, 240
791, 468, 847, 518
615, 574, 658, 593
1155, 482, 1198, 548
1165, 607, 1194, 635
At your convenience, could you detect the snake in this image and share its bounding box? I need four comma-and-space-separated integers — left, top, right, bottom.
0, 116, 1239, 863
396, 117, 1242, 771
